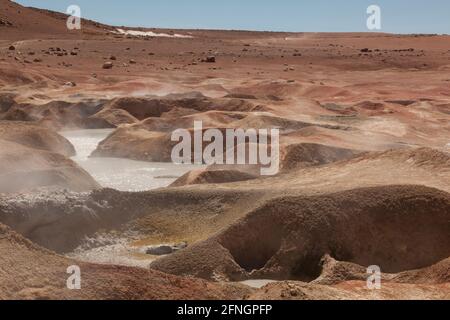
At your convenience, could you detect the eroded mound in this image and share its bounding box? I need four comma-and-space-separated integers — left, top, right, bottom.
150, 185, 450, 281
0, 140, 99, 193
91, 126, 272, 163
134, 110, 246, 132
4, 100, 105, 130
91, 128, 173, 162
0, 121, 75, 156
170, 169, 257, 187
204, 147, 450, 195
231, 114, 315, 131
88, 108, 138, 128
102, 94, 259, 120
279, 143, 360, 171
0, 93, 260, 130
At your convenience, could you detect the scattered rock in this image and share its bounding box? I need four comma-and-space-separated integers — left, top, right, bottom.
8, 45, 15, 51
146, 242, 188, 256
202, 56, 216, 63
102, 61, 113, 69
0, 18, 13, 26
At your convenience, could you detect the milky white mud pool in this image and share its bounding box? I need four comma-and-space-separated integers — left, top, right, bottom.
61, 129, 203, 191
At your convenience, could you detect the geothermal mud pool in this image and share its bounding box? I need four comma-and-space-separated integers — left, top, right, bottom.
61, 129, 204, 191
61, 130, 206, 268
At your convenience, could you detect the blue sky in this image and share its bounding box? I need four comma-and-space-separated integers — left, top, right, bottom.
14, 0, 450, 34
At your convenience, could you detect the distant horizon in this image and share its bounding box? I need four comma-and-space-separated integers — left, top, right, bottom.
12, 0, 450, 35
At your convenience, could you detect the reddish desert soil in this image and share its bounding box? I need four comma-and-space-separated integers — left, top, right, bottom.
0, 0, 449, 300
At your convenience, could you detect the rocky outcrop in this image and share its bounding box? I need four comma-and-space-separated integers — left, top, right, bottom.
87, 108, 139, 128
2, 101, 105, 130
279, 143, 360, 171
0, 121, 75, 157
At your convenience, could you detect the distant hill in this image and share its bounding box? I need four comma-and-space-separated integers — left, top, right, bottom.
0, 0, 113, 39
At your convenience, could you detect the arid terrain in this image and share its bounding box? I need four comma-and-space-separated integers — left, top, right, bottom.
0, 0, 449, 300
